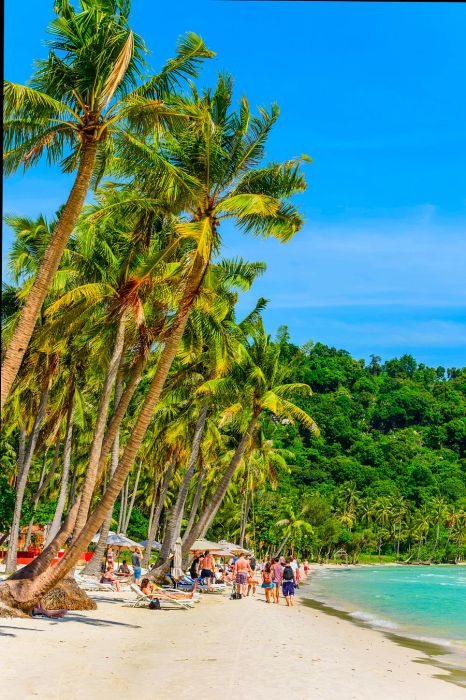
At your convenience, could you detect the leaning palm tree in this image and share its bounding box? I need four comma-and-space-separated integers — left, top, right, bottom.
2, 0, 213, 408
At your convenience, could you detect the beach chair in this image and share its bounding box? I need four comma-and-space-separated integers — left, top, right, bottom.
197, 578, 227, 595
160, 579, 201, 602
125, 583, 194, 610
75, 573, 117, 592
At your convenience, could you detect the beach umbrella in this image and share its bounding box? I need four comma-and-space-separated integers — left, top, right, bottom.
218, 540, 251, 555
106, 533, 140, 549
172, 537, 184, 580
91, 529, 117, 544
189, 538, 225, 553
138, 539, 162, 550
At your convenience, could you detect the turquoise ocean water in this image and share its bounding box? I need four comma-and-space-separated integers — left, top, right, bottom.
307, 566, 466, 648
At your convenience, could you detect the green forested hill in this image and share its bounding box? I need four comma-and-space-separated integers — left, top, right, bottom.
211, 332, 466, 563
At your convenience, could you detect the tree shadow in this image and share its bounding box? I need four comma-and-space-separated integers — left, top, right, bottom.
0, 625, 41, 637
58, 613, 141, 628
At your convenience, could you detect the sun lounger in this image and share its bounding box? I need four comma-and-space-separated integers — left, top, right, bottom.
75, 573, 116, 592
125, 583, 194, 610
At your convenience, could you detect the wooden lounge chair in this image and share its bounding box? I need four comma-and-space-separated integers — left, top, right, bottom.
125, 584, 194, 610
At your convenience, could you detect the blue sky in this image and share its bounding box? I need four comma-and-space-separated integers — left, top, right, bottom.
3, 1, 466, 367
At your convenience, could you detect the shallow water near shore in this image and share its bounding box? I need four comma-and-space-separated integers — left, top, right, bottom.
302, 565, 466, 686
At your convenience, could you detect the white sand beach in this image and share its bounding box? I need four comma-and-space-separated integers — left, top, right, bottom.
1, 582, 465, 700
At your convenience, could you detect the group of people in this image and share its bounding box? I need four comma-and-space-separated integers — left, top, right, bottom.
99, 546, 143, 590
259, 556, 306, 606
189, 549, 309, 607
98, 544, 309, 610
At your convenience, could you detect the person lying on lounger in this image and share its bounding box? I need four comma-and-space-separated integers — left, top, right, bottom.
140, 578, 198, 600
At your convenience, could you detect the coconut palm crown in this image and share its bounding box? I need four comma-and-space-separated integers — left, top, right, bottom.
2, 0, 214, 408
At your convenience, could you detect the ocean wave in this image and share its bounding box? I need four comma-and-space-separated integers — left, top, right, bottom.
349, 610, 399, 630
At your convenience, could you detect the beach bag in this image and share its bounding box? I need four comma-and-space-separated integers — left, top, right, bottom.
283, 565, 294, 581
230, 585, 242, 600
149, 599, 161, 610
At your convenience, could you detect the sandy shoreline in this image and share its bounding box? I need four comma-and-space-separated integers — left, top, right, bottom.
1, 579, 465, 700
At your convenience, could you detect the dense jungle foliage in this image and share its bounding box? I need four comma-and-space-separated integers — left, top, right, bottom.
211, 332, 466, 563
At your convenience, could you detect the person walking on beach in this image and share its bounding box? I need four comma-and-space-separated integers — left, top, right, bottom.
190, 551, 201, 580
282, 559, 296, 607
271, 557, 283, 604
132, 547, 142, 584
261, 562, 274, 603
303, 559, 309, 577
233, 552, 251, 597
290, 556, 300, 588
200, 550, 216, 590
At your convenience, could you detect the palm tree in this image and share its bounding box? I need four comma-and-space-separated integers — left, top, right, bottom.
430, 496, 449, 558
2, 0, 213, 407
237, 429, 291, 548
181, 320, 318, 556
275, 504, 314, 557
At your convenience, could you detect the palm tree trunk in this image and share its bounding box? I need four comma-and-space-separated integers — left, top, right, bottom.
274, 534, 290, 558
95, 354, 145, 484
1, 141, 98, 409
142, 458, 175, 567
24, 449, 49, 549
118, 477, 129, 533
73, 310, 127, 535
0, 254, 208, 612
16, 419, 27, 485
83, 374, 124, 576
5, 384, 50, 574
183, 461, 205, 541
239, 490, 252, 548
182, 411, 260, 556
122, 461, 142, 534
46, 393, 74, 545
158, 405, 209, 563
68, 468, 77, 512
31, 442, 61, 508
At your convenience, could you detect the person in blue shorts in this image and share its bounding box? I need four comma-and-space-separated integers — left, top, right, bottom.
132, 547, 142, 584
281, 559, 296, 607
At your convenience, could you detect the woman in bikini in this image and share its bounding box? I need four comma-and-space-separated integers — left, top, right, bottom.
261, 562, 274, 603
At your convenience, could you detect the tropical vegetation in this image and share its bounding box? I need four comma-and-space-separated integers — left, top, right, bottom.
1, 0, 464, 616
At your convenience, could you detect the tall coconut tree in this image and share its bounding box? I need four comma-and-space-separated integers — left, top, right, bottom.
2, 0, 213, 408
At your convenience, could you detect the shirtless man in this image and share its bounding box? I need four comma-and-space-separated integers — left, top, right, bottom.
233, 553, 251, 597
200, 550, 215, 589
